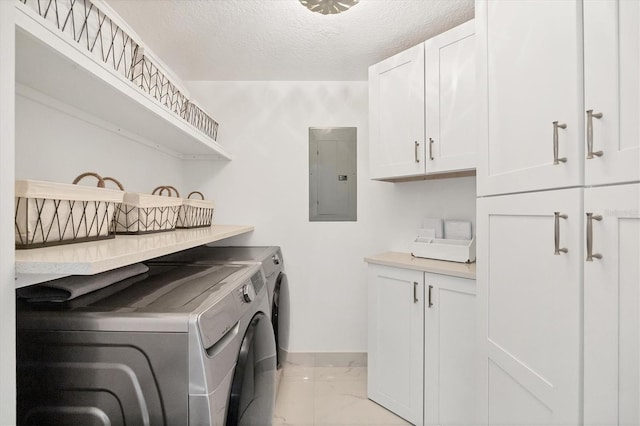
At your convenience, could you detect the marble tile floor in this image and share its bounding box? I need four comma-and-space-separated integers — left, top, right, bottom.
273, 354, 411, 426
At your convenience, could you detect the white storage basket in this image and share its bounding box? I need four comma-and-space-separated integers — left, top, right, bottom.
18, 0, 140, 82
176, 191, 215, 229
15, 174, 124, 249
104, 180, 182, 234
411, 236, 476, 263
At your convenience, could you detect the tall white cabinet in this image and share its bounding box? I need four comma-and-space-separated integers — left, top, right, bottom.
582, 4, 640, 423
477, 1, 640, 425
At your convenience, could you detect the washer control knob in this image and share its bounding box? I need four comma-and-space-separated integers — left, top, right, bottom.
242, 284, 256, 303
272, 254, 280, 265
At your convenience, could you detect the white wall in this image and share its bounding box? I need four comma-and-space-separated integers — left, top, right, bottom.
0, 1, 15, 423
185, 81, 476, 352
15, 93, 185, 192
11, 79, 476, 356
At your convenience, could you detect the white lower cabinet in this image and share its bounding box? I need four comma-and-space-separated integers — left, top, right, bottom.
368, 264, 424, 425
584, 183, 640, 425
367, 263, 476, 426
477, 188, 583, 425
424, 272, 476, 426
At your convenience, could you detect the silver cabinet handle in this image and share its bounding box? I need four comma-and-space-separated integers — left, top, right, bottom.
586, 213, 603, 261
554, 212, 568, 255
428, 138, 434, 160
413, 281, 419, 303
414, 141, 420, 163
553, 121, 568, 165
586, 110, 604, 159
428, 285, 433, 308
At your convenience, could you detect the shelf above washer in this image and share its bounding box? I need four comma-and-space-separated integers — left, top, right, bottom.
15, 3, 231, 161
15, 224, 254, 287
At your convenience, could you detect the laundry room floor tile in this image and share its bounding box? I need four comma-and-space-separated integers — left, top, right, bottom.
273, 378, 315, 426
315, 366, 366, 382
314, 380, 409, 426
274, 363, 410, 426
281, 363, 316, 382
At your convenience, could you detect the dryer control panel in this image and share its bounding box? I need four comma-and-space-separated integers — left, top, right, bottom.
236, 271, 265, 305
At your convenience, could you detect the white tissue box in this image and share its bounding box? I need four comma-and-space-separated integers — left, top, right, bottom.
411, 236, 476, 263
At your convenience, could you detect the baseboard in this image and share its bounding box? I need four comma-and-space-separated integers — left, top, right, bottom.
283, 351, 367, 368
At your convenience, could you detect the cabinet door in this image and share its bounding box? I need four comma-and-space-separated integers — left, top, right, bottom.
584, 0, 640, 186
369, 44, 425, 180
424, 273, 476, 426
368, 264, 424, 425
476, 188, 583, 425
425, 20, 476, 174
477, 0, 584, 196
584, 183, 640, 425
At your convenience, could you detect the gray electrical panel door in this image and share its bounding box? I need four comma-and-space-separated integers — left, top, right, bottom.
309, 127, 357, 222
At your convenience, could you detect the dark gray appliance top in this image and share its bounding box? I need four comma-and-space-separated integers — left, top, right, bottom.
17, 263, 259, 333
150, 246, 284, 277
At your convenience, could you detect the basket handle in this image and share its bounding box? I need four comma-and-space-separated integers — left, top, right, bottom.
73, 172, 105, 188
165, 186, 181, 197
152, 186, 171, 196
187, 191, 205, 200
102, 176, 125, 190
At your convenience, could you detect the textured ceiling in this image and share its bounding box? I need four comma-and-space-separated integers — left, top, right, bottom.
106, 0, 474, 81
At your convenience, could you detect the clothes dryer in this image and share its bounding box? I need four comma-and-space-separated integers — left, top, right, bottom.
17, 263, 275, 426
149, 246, 290, 368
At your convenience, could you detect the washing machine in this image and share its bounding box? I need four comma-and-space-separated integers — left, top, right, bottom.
149, 246, 290, 369
16, 262, 276, 426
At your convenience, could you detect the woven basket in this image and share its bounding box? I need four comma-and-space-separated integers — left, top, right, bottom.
14, 172, 124, 249
176, 191, 215, 229
105, 179, 182, 234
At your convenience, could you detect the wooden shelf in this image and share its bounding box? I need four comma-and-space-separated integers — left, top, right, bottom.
15, 225, 254, 287
15, 3, 231, 161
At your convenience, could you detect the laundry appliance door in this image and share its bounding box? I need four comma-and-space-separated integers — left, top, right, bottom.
226, 312, 276, 426
272, 272, 289, 368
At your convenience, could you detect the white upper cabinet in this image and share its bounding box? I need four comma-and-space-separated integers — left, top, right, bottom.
425, 20, 476, 174
369, 43, 426, 180
584, 183, 640, 425
477, 1, 583, 195
584, 0, 640, 186
369, 20, 476, 181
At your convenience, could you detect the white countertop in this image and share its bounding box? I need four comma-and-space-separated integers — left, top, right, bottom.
15, 224, 253, 287
364, 251, 476, 279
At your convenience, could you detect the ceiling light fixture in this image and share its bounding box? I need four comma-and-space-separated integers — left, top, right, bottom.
299, 0, 359, 15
